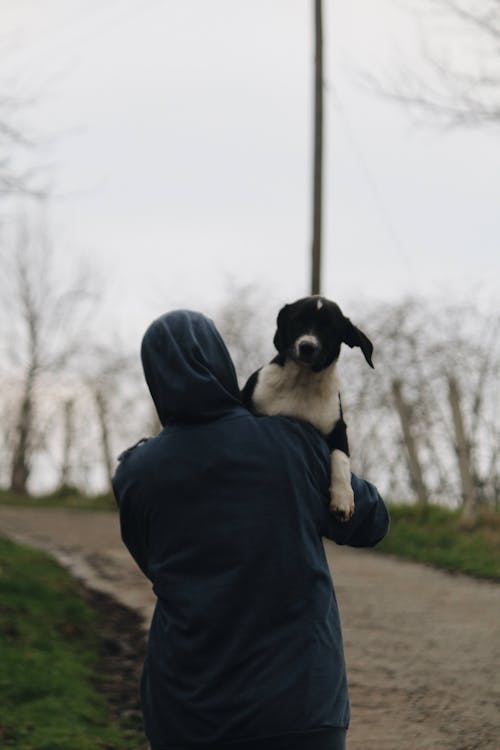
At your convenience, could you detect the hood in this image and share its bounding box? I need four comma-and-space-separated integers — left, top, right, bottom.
140, 310, 242, 425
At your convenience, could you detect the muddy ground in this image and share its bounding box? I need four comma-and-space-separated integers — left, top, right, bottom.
1, 506, 499, 750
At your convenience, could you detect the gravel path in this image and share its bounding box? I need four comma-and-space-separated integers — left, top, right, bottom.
1, 506, 499, 750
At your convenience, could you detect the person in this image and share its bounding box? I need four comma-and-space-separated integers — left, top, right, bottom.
112, 310, 389, 750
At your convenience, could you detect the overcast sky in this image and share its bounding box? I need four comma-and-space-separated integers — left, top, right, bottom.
2, 0, 499, 344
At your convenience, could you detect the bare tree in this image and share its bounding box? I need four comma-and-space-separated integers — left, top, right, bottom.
81, 343, 150, 489
340, 297, 499, 511
376, 0, 500, 128
0, 211, 94, 493
0, 63, 45, 198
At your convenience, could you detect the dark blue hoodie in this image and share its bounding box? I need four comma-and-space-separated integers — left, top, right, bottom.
112, 311, 389, 750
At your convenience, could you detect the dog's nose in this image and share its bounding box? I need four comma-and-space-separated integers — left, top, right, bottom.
298, 341, 318, 360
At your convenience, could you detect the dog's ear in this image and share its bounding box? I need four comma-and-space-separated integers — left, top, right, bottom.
273, 304, 291, 352
341, 317, 374, 368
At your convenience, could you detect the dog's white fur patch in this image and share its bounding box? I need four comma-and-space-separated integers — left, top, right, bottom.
330, 449, 354, 516
317, 299, 323, 310
294, 334, 320, 358
253, 360, 341, 435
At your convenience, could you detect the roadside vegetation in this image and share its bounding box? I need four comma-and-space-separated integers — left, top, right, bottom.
0, 537, 145, 750
0, 487, 115, 511
377, 503, 500, 581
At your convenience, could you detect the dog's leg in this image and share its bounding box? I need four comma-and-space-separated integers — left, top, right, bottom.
330, 450, 354, 521
327, 416, 354, 521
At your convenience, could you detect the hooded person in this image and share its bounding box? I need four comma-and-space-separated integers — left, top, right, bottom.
112, 310, 389, 750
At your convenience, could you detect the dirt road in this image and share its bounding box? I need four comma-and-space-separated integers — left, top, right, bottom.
1, 506, 499, 750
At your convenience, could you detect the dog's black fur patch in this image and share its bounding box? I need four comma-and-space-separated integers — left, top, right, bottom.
271, 297, 373, 372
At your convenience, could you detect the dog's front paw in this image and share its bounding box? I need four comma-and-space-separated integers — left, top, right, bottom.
329, 485, 355, 522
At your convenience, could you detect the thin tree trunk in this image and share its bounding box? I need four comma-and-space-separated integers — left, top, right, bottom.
94, 388, 114, 488
448, 376, 478, 523
311, 0, 324, 295
10, 373, 35, 494
60, 399, 75, 488
392, 379, 428, 505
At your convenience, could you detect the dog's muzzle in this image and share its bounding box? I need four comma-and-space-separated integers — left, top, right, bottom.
294, 335, 321, 364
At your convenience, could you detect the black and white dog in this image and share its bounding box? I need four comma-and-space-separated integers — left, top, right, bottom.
242, 296, 374, 521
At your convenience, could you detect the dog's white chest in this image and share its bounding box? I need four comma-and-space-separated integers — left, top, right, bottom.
253, 360, 341, 435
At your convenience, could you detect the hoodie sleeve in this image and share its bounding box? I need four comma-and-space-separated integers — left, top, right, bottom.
322, 473, 390, 547
112, 462, 152, 580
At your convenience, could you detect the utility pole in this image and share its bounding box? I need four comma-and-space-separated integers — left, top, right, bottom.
311, 0, 324, 295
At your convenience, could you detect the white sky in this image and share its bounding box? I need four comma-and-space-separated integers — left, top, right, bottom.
2, 0, 499, 345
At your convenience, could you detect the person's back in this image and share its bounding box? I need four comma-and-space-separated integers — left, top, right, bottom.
113, 310, 389, 750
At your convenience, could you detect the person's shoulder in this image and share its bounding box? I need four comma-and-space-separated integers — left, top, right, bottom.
112, 435, 160, 488
117, 437, 151, 464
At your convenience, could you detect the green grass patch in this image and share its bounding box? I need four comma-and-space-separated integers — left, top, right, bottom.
0, 487, 116, 512
377, 503, 500, 581
0, 537, 145, 749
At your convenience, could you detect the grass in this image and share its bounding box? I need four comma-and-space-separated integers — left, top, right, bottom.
377, 503, 500, 581
0, 486, 116, 512
0, 537, 145, 750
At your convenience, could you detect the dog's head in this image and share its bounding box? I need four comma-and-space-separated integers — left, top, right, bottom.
273, 296, 374, 371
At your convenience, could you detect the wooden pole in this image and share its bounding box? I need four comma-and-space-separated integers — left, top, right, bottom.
392, 379, 428, 505
311, 0, 324, 295
448, 376, 478, 523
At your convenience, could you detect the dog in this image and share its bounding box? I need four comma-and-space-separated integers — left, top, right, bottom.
241, 296, 374, 521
